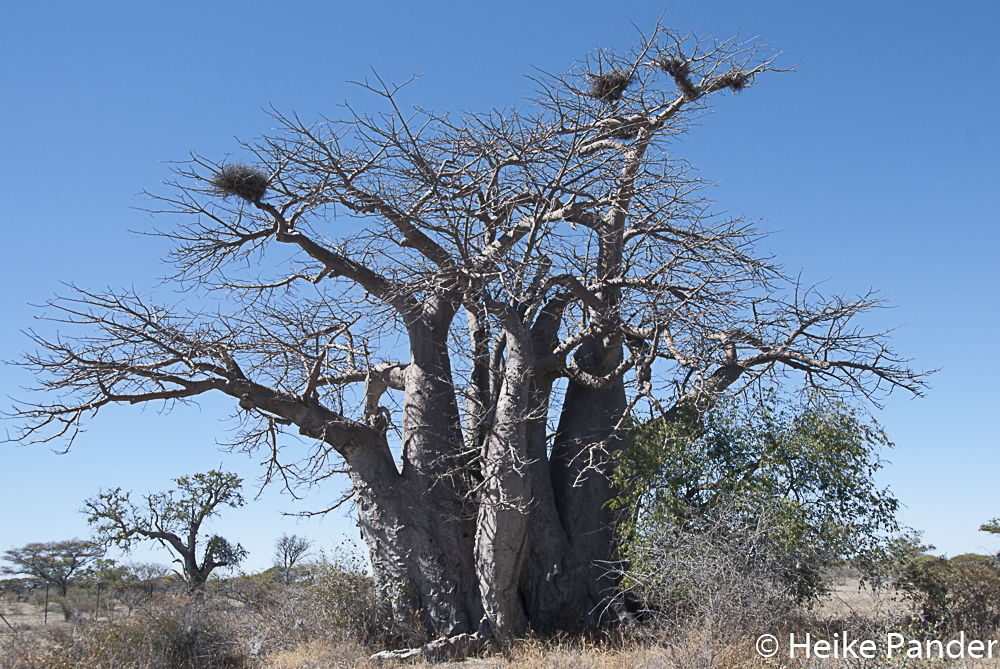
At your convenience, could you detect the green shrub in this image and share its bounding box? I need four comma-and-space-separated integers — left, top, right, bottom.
615, 392, 901, 605
54, 588, 97, 622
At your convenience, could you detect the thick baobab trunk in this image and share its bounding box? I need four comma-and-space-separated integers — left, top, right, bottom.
474, 319, 533, 637
547, 338, 627, 625
515, 296, 598, 631
355, 307, 484, 636
356, 307, 629, 639
355, 476, 481, 635
532, 171, 631, 626
518, 372, 593, 632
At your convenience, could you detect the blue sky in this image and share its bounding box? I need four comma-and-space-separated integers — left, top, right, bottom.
1, 1, 998, 572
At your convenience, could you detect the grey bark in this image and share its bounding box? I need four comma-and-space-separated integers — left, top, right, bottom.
548, 339, 628, 625
361, 304, 484, 634
474, 314, 534, 637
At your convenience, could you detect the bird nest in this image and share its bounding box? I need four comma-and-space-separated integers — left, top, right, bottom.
588, 71, 632, 104
657, 56, 690, 79
715, 69, 749, 92
657, 56, 698, 101
210, 163, 270, 202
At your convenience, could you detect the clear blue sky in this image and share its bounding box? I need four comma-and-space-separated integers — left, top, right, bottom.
2, 1, 998, 573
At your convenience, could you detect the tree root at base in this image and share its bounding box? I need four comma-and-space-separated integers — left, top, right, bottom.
370, 631, 488, 662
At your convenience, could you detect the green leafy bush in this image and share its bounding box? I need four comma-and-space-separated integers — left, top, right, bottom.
615, 391, 901, 604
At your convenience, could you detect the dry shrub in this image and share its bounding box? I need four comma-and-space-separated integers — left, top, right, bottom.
204, 546, 421, 661
1, 627, 34, 669
196, 551, 389, 661
4, 593, 244, 669
304, 548, 425, 650
616, 507, 802, 640
52, 589, 99, 623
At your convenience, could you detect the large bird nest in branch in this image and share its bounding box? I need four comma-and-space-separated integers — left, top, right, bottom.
714, 69, 750, 92
659, 56, 750, 99
587, 70, 632, 104
210, 163, 270, 202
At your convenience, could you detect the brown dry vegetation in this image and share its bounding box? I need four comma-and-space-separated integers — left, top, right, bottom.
4, 561, 1000, 668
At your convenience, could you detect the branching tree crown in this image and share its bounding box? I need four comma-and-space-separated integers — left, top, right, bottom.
84, 470, 247, 590
1, 540, 104, 596
11, 20, 926, 641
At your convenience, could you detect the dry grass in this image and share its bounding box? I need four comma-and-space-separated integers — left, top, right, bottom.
0, 600, 69, 631
259, 633, 774, 669
9, 613, 1000, 668
261, 639, 373, 669
6, 567, 1000, 669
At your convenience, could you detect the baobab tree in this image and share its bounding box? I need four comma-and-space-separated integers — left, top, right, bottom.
12, 22, 925, 642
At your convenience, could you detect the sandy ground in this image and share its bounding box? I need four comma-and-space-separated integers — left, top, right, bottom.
1, 600, 54, 631
0, 599, 85, 635
813, 575, 907, 620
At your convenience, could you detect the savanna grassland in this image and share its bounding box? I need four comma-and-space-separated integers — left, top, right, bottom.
5, 556, 1000, 669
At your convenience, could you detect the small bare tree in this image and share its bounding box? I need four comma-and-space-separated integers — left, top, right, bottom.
274, 534, 311, 585
12, 19, 926, 641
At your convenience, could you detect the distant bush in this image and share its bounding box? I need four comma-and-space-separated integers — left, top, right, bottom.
4, 546, 408, 668
0, 577, 36, 599
896, 552, 1000, 637
54, 588, 98, 622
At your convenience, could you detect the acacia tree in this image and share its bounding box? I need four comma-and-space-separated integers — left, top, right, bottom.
84, 471, 247, 590
13, 23, 925, 640
1, 540, 104, 596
